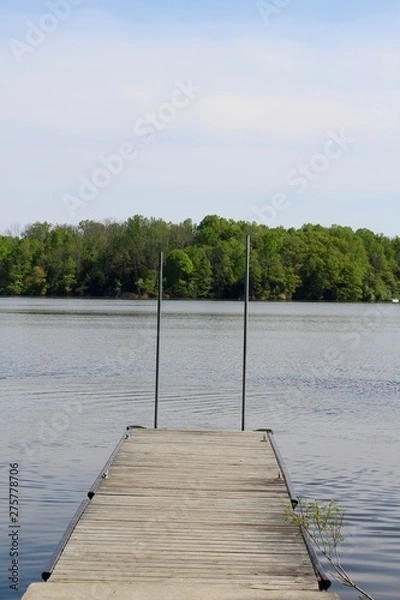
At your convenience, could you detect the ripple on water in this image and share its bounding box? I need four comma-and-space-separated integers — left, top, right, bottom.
1, 300, 400, 600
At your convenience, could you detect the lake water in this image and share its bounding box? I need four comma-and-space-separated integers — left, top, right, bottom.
0, 298, 399, 599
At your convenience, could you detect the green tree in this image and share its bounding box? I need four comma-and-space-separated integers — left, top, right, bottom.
6, 238, 33, 295
56, 257, 77, 295
24, 266, 48, 296
185, 246, 213, 298
136, 270, 157, 297
0, 236, 14, 294
164, 249, 194, 297
1, 217, 399, 301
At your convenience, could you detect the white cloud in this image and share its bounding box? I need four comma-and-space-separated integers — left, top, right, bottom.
0, 8, 399, 232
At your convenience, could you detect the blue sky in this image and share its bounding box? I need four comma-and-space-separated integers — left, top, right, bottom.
1, 0, 399, 235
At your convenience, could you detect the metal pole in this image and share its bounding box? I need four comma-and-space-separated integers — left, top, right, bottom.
154, 251, 163, 429
241, 235, 250, 431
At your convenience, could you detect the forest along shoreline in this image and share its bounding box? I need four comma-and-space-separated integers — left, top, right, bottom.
1, 215, 399, 302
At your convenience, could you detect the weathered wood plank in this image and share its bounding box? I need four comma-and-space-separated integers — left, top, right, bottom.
23, 429, 338, 599
23, 582, 341, 600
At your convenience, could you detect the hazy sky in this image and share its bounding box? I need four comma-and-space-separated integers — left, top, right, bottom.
1, 0, 399, 235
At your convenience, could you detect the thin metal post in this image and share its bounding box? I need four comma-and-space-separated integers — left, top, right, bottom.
241, 235, 250, 431
154, 252, 163, 429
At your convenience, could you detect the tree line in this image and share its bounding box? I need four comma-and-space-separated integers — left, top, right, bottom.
1, 215, 399, 301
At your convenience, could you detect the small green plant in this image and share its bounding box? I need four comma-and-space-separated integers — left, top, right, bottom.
286, 498, 374, 600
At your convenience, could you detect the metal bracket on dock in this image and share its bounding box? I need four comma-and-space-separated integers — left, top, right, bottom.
255, 428, 298, 508
255, 428, 332, 592
87, 427, 140, 499
301, 526, 332, 591
41, 498, 90, 582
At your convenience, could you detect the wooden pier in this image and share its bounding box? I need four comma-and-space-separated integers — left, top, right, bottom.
23, 428, 340, 599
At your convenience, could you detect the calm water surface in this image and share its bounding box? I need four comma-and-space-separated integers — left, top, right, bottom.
0, 298, 399, 599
